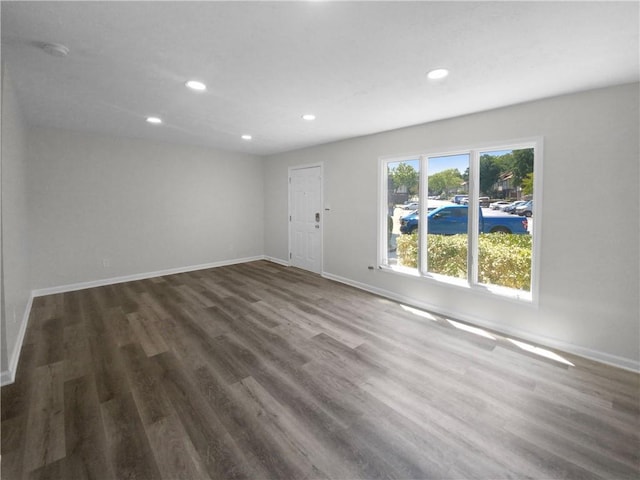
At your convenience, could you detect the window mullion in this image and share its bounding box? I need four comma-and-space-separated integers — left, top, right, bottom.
467, 150, 480, 285
379, 159, 389, 267
418, 155, 429, 275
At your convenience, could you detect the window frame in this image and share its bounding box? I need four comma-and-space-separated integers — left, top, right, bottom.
379, 138, 543, 304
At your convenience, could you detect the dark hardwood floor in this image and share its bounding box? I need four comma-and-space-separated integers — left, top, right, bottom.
2, 260, 639, 479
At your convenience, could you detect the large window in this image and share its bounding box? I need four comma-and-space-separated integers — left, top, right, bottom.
380, 141, 539, 301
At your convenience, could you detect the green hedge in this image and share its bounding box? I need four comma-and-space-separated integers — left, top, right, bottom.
396, 233, 532, 291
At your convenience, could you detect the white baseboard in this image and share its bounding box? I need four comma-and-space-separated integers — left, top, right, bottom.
0, 370, 12, 386
1, 293, 34, 386
264, 256, 290, 267
32, 255, 266, 297
321, 271, 640, 373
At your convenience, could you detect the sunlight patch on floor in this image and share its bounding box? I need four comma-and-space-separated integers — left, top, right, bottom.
400, 304, 439, 321
447, 319, 497, 340
507, 338, 575, 366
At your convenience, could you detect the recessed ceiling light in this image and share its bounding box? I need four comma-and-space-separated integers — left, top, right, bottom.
241, 134, 252, 141
302, 114, 316, 121
185, 80, 207, 91
146, 116, 162, 124
427, 68, 449, 80
41, 43, 70, 57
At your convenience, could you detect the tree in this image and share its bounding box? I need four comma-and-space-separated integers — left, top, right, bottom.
479, 154, 502, 196
428, 168, 464, 196
391, 163, 419, 195
509, 148, 534, 187
521, 172, 534, 195
473, 151, 532, 196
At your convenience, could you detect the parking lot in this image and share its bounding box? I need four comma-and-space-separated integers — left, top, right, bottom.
389, 201, 533, 240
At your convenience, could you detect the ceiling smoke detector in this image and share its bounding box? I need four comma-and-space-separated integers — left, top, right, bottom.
41, 43, 70, 57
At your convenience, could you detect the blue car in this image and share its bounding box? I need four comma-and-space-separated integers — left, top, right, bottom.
400, 205, 529, 235
399, 211, 419, 234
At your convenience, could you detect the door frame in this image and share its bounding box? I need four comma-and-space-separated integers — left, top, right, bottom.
288, 162, 324, 274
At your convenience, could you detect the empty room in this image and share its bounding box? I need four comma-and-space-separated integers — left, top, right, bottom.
1, 1, 639, 479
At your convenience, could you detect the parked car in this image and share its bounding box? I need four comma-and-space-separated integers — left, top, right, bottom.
490, 200, 511, 210
399, 210, 417, 222
452, 195, 468, 204
402, 201, 419, 210
463, 197, 489, 206
503, 200, 527, 214
516, 200, 533, 217
399, 203, 439, 224
399, 205, 529, 235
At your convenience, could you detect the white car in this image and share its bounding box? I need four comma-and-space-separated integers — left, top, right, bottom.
490, 200, 511, 210
402, 202, 419, 210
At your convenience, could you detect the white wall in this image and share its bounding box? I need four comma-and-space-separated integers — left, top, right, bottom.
264, 83, 640, 370
28, 127, 264, 290
1, 69, 31, 380
1, 63, 5, 376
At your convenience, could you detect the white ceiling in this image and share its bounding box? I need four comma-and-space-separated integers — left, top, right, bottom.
2, 1, 639, 156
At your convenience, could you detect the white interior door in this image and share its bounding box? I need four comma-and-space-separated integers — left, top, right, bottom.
289, 165, 322, 273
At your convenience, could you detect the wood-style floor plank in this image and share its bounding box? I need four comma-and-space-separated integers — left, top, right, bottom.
2, 260, 639, 479
144, 413, 209, 480
22, 362, 66, 473
100, 392, 161, 480
63, 374, 114, 480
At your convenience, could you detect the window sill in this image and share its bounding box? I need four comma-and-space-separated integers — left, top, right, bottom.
379, 264, 535, 305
